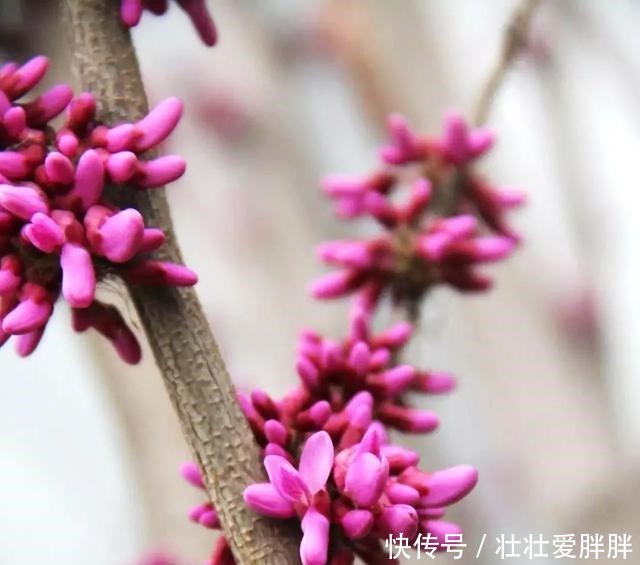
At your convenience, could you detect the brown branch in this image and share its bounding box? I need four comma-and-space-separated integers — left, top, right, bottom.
60, 1, 299, 563
473, 0, 541, 126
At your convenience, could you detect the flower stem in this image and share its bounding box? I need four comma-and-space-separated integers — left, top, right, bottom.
61, 1, 299, 563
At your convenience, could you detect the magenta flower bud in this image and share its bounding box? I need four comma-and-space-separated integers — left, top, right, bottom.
321, 340, 343, 370
379, 113, 424, 165
60, 150, 104, 211
198, 509, 220, 529
344, 452, 389, 507
22, 84, 73, 126
348, 341, 370, 375
176, 0, 218, 46
137, 155, 186, 188
345, 391, 374, 419
106, 152, 138, 183
243, 483, 296, 519
3, 106, 26, 139
124, 260, 198, 286
140, 228, 166, 252
340, 509, 374, 540
317, 241, 372, 269
251, 389, 279, 419
2, 285, 52, 334
133, 97, 183, 152
180, 461, 205, 489
363, 191, 397, 225
439, 111, 494, 164
467, 128, 495, 157
369, 348, 391, 369
22, 212, 65, 253
439, 214, 477, 237
321, 174, 367, 197
0, 153, 30, 180
296, 355, 321, 390
45, 152, 75, 184
106, 124, 138, 152
494, 187, 527, 207
375, 321, 413, 348
378, 403, 439, 433
300, 507, 330, 565
386, 482, 420, 505
264, 419, 287, 446
120, 0, 143, 26
14, 328, 44, 357
401, 178, 432, 221
0, 184, 48, 220
376, 504, 419, 539
61, 243, 96, 308
64, 92, 96, 132
412, 371, 456, 394
309, 269, 361, 299
380, 445, 420, 472
417, 231, 452, 261
297, 400, 331, 429
467, 236, 515, 261
9, 56, 48, 99
97, 208, 145, 263
368, 365, 415, 396
419, 465, 478, 508
56, 131, 79, 157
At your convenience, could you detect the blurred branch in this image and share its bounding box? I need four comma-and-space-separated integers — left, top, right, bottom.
61, 1, 299, 563
473, 0, 541, 125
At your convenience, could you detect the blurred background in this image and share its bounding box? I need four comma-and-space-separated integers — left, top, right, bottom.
1, 0, 639, 563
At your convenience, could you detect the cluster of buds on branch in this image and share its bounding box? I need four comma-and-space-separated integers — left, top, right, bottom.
120, 0, 217, 46
0, 56, 196, 362
312, 112, 525, 310
181, 112, 524, 564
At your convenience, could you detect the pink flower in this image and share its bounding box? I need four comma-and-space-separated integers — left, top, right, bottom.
244, 431, 334, 565
312, 177, 516, 305
0, 57, 196, 361
120, 0, 217, 46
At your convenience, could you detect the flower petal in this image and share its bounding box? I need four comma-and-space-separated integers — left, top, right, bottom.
344, 452, 388, 507
264, 455, 310, 504
243, 483, 296, 519
300, 507, 330, 565
420, 465, 478, 508
299, 431, 334, 495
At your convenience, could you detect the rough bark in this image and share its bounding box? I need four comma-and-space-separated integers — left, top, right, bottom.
61, 1, 300, 563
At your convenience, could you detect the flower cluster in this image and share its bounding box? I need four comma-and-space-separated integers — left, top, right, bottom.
312, 112, 525, 308
120, 0, 217, 46
182, 310, 476, 564
181, 111, 523, 564
0, 56, 196, 361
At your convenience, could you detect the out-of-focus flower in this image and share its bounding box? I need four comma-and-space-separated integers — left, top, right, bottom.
314, 112, 524, 310
120, 0, 217, 46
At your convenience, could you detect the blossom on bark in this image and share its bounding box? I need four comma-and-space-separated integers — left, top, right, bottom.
180, 111, 524, 563
0, 56, 196, 361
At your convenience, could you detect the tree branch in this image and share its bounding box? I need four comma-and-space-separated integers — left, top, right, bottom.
61, 1, 299, 563
473, 0, 541, 126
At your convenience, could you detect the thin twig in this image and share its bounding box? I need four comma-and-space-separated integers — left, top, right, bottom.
61, 1, 299, 563
473, 0, 541, 126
